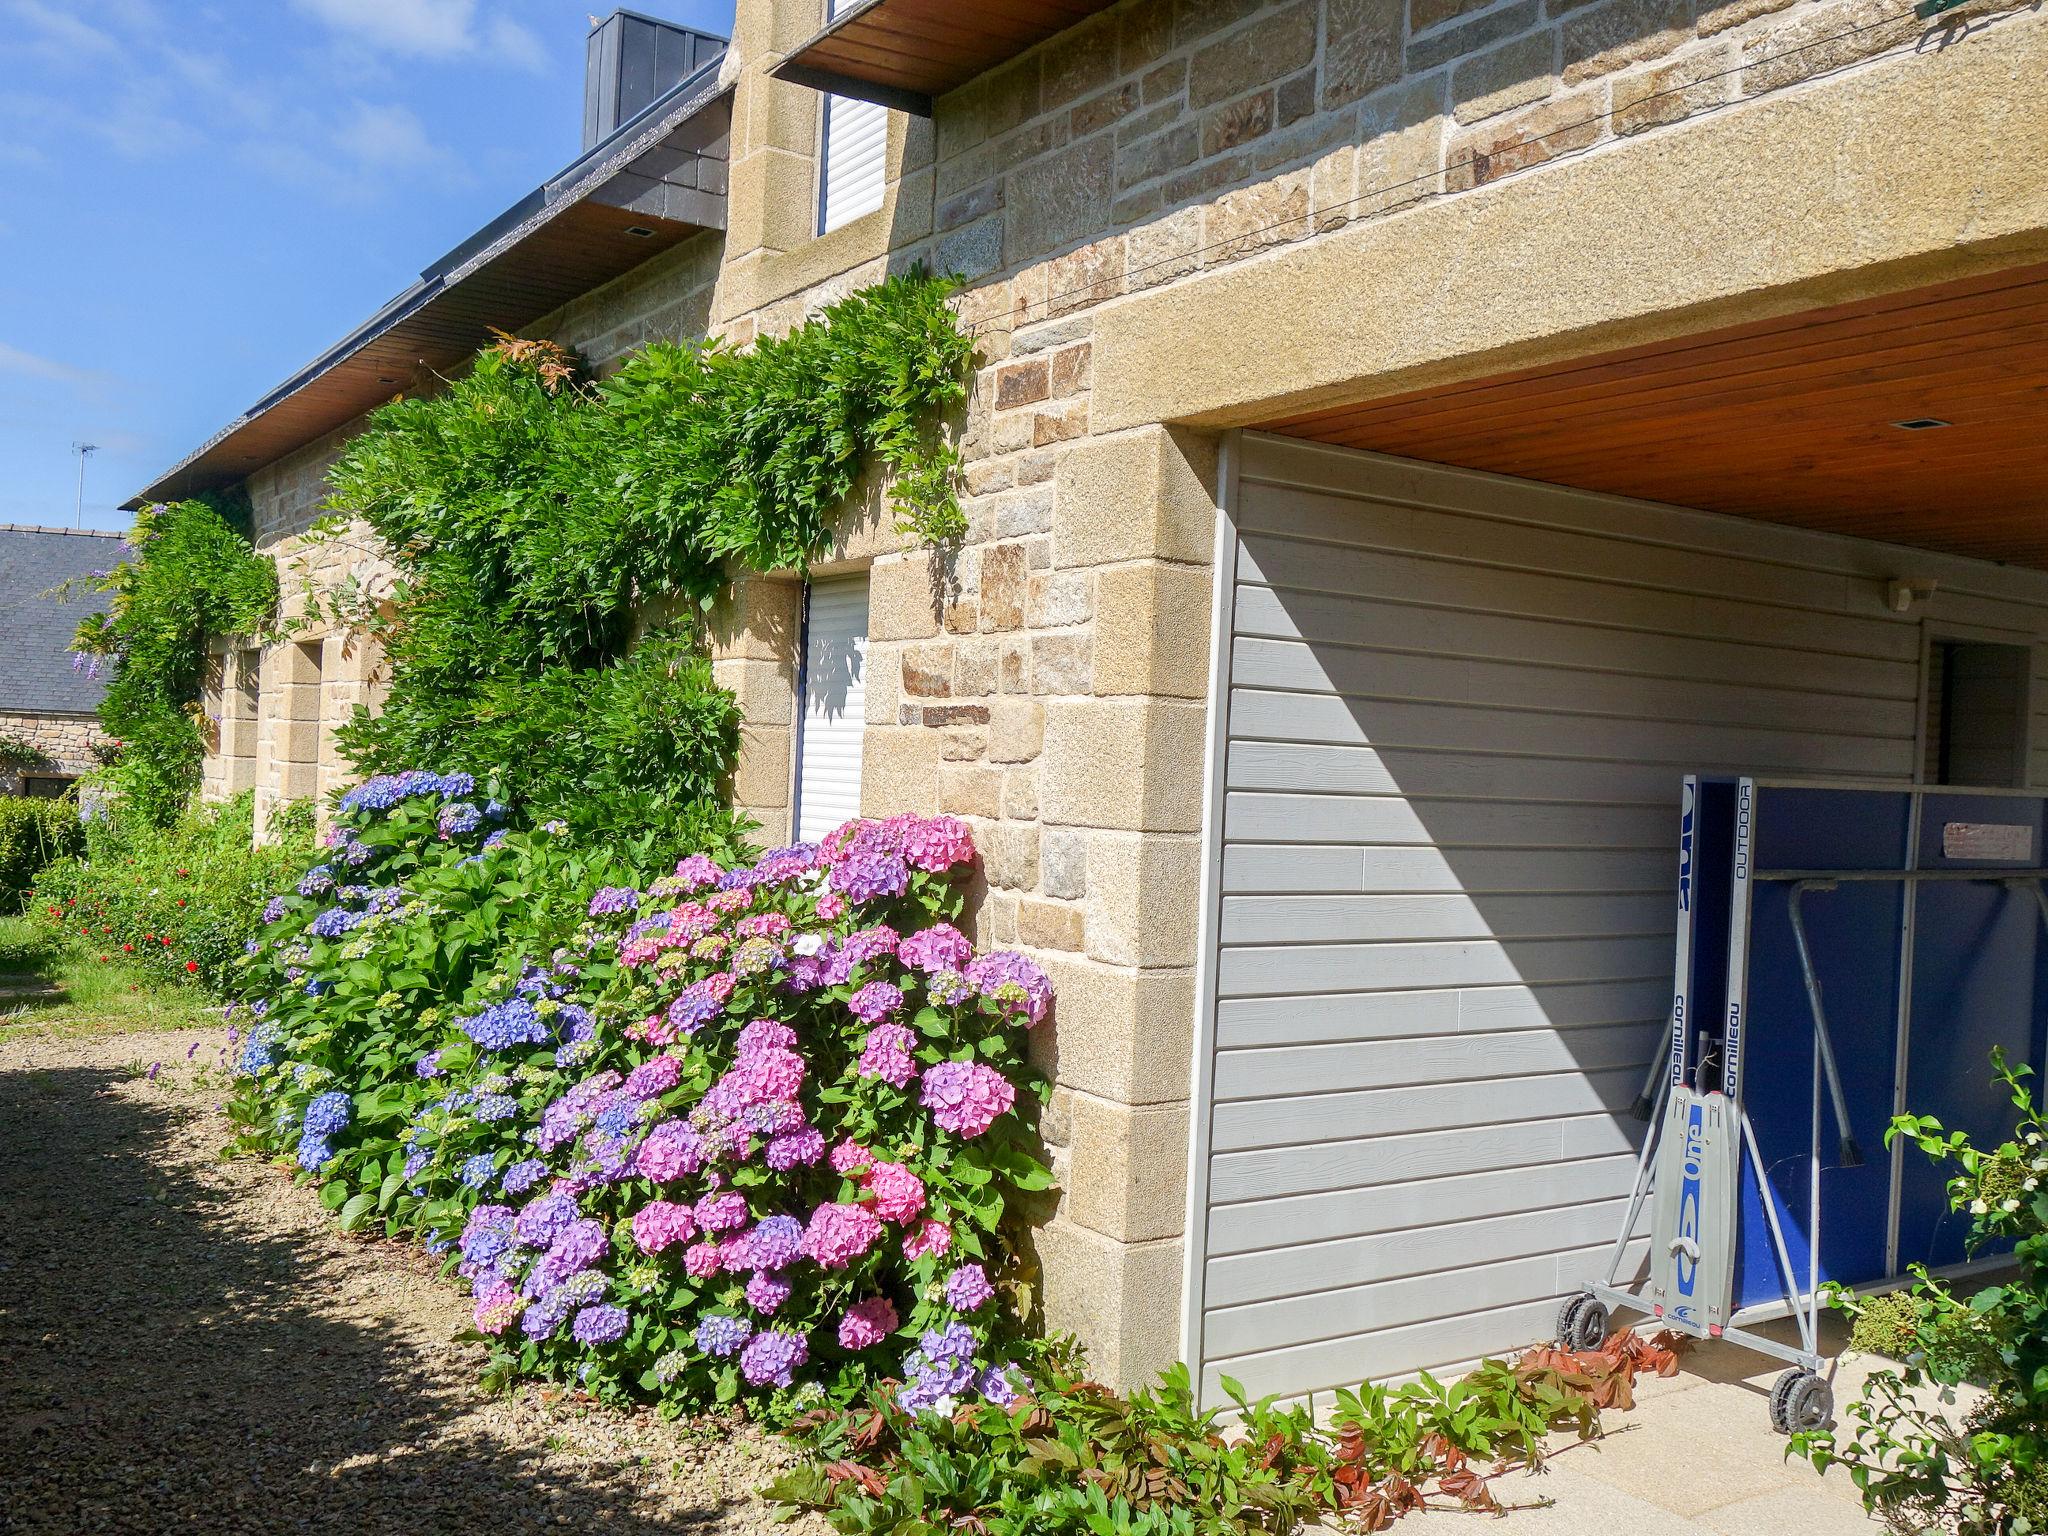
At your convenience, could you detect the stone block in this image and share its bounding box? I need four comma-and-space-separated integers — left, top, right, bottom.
710, 573, 803, 662
1739, 0, 1923, 95
935, 214, 1004, 281
867, 554, 940, 641
1324, 0, 1405, 108
1408, 0, 1541, 73
1446, 86, 1606, 191
1018, 897, 1085, 951
1116, 120, 1201, 192
1029, 952, 1195, 1107
1189, 0, 1317, 109
1041, 826, 1088, 899
1051, 342, 1094, 398
1126, 205, 1204, 291
1072, 81, 1142, 139
984, 55, 1043, 138
988, 698, 1045, 763
939, 764, 1003, 817
979, 542, 1030, 631
1032, 632, 1094, 696
1042, 697, 1207, 832
1091, 562, 1214, 700
1004, 765, 1041, 820
1202, 90, 1275, 158
1083, 832, 1204, 967
710, 655, 796, 726
725, 146, 816, 255
1042, 11, 1121, 109
1064, 1093, 1190, 1243
1009, 135, 1113, 260
1614, 45, 1734, 134
1032, 403, 1091, 446
1696, 0, 1797, 34
1562, 0, 1691, 86
980, 820, 1041, 890
1453, 29, 1559, 124
1119, 0, 1174, 71
901, 643, 952, 697
731, 722, 793, 810
1033, 1220, 1185, 1392
953, 637, 998, 697
996, 359, 1051, 409
860, 727, 942, 816
1052, 426, 1220, 568
1204, 168, 1311, 263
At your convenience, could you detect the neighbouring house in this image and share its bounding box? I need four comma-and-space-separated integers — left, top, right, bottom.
0, 524, 117, 796
131, 0, 2048, 1406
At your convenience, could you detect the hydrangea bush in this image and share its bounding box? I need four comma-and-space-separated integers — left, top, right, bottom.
228, 773, 1054, 1415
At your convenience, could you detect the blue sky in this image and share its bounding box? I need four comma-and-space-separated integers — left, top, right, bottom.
0, 0, 734, 531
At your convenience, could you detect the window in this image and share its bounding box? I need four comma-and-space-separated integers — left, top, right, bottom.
1924, 638, 2031, 786
795, 574, 869, 843
818, 93, 887, 234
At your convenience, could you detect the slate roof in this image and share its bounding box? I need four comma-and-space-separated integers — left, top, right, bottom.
0, 525, 120, 715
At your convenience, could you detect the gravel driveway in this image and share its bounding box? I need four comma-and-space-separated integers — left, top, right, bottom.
0, 1025, 825, 1536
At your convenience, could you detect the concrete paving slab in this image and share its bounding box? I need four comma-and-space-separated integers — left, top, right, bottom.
1695, 1482, 1883, 1536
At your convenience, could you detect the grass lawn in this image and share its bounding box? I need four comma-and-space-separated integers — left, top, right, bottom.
0, 914, 223, 1037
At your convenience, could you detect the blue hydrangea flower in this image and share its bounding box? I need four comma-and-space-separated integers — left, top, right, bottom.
437, 801, 483, 840
572, 1304, 629, 1347
234, 1022, 285, 1076
309, 907, 361, 939
436, 771, 476, 798
303, 1091, 352, 1138
695, 1314, 752, 1358
473, 1094, 517, 1123
460, 1153, 497, 1190
459, 998, 547, 1052
261, 895, 288, 924
297, 866, 335, 898
502, 1159, 549, 1195
296, 1132, 336, 1171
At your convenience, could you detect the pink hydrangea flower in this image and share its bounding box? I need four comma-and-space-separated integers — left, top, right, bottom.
900, 815, 975, 872
737, 1018, 797, 1054
635, 1121, 708, 1181
865, 1160, 926, 1223
849, 981, 905, 1024
695, 1191, 751, 1234
718, 1045, 805, 1106
817, 891, 846, 921
899, 923, 973, 975
473, 1277, 520, 1335
624, 1054, 683, 1100
674, 854, 719, 890
903, 1218, 953, 1262
632, 1200, 697, 1254
963, 951, 1054, 1026
838, 1296, 899, 1351
765, 1126, 826, 1169
856, 1022, 918, 1090
830, 1139, 874, 1176
746, 1271, 793, 1314
802, 1202, 883, 1268
946, 1263, 995, 1311
684, 1240, 724, 1279
735, 912, 793, 940
920, 1060, 1017, 1138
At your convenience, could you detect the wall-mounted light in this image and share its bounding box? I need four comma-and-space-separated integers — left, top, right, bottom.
624, 225, 657, 238
1892, 418, 1952, 431
1887, 577, 1939, 613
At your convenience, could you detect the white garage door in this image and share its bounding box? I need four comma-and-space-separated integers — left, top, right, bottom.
796, 574, 869, 844
1190, 432, 2048, 1403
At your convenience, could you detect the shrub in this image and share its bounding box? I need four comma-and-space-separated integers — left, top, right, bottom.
31, 791, 311, 990
69, 499, 275, 825
1794, 1051, 2047, 1536
769, 1331, 1678, 1533
314, 270, 974, 845
227, 774, 1048, 1414
0, 730, 46, 770
0, 796, 83, 914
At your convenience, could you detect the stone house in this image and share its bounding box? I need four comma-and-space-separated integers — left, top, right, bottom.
133, 0, 2048, 1404
0, 525, 116, 796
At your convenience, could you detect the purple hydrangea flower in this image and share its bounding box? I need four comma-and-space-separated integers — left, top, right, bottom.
571, 1304, 629, 1346
740, 1329, 809, 1388
696, 1314, 752, 1358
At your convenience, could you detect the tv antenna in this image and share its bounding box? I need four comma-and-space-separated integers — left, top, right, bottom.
71, 441, 98, 528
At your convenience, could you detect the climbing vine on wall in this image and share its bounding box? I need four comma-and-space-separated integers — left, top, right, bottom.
319, 267, 976, 846
71, 497, 277, 826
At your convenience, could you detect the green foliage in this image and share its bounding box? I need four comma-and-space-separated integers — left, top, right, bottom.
767, 1335, 1629, 1533
0, 731, 45, 770
71, 498, 276, 825
0, 795, 83, 913
31, 791, 312, 991
319, 271, 974, 844
1793, 1050, 2048, 1536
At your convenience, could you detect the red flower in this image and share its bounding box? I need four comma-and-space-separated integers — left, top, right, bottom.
97, 954, 107, 963
175, 899, 186, 907
161, 937, 172, 947
184, 960, 199, 973
122, 944, 134, 953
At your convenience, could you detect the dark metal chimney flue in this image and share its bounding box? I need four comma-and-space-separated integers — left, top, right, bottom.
583, 9, 725, 150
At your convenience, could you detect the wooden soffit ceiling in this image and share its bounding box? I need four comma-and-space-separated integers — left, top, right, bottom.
770, 0, 1121, 115
1265, 263, 2048, 570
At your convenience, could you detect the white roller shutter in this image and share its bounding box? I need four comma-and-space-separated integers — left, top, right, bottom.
796, 574, 869, 843
819, 93, 887, 234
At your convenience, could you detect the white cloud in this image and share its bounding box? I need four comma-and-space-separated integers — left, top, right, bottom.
1, 0, 119, 61
290, 0, 548, 69
0, 342, 103, 390
335, 101, 438, 170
